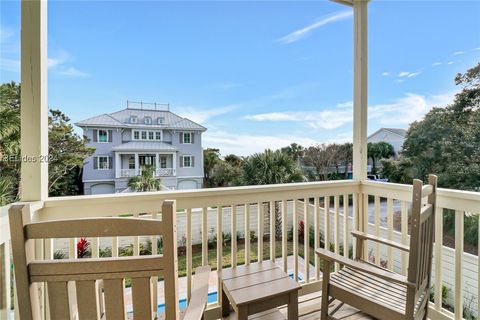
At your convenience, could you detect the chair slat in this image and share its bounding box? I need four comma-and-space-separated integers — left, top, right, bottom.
48, 281, 71, 319
132, 277, 152, 320
76, 280, 98, 320
25, 218, 163, 239
104, 279, 126, 320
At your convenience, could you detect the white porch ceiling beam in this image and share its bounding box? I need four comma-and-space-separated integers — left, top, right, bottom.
20, 0, 49, 200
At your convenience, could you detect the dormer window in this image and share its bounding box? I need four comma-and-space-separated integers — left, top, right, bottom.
145, 117, 152, 124
157, 117, 165, 124
130, 116, 138, 124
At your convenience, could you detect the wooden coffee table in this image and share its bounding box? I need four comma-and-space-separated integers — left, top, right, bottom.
221, 261, 301, 320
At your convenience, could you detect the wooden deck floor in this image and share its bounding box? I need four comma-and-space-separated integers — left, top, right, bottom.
223, 292, 373, 320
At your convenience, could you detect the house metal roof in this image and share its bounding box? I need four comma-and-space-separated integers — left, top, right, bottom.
112, 141, 178, 152
75, 108, 206, 131
368, 127, 407, 139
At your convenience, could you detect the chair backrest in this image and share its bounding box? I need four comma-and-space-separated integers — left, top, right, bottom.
9, 200, 179, 320
406, 174, 437, 317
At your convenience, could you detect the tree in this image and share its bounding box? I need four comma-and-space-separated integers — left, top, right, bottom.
224, 154, 243, 167
338, 143, 353, 179
367, 141, 395, 174
280, 143, 305, 162
303, 144, 331, 181
203, 148, 220, 187
0, 81, 95, 202
381, 63, 480, 191
48, 110, 95, 196
127, 165, 162, 192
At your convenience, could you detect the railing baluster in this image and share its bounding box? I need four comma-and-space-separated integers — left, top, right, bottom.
3, 241, 12, 319
112, 236, 118, 258
374, 196, 380, 266
270, 201, 275, 262
293, 200, 298, 281
133, 213, 140, 256
217, 206, 223, 299
151, 211, 158, 316
314, 197, 320, 280
334, 195, 340, 271
324, 196, 330, 252
352, 193, 358, 259
303, 198, 310, 283
434, 207, 443, 310
282, 200, 288, 272
91, 237, 99, 258
245, 204, 251, 265
401, 201, 408, 275
387, 198, 393, 271
231, 205, 237, 267
454, 210, 464, 320
477, 211, 479, 317
257, 203, 264, 262
186, 208, 192, 303
69, 238, 76, 259
202, 207, 208, 266
343, 194, 349, 259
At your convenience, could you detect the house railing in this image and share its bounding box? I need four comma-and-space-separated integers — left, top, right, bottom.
119, 168, 176, 178
0, 180, 478, 320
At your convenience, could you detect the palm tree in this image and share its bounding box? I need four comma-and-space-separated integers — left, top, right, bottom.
127, 165, 162, 192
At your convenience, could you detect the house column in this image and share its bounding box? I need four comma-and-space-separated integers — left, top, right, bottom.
20, 0, 48, 200
134, 153, 139, 175
352, 0, 368, 181
155, 153, 160, 176
172, 152, 177, 175
115, 153, 121, 178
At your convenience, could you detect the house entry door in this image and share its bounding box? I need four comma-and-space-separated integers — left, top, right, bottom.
139, 155, 156, 167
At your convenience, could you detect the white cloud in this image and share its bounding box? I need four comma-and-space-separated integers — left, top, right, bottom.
0, 58, 20, 73
473, 47, 480, 51
176, 105, 237, 124
447, 61, 454, 65
203, 130, 318, 156
398, 71, 421, 78
278, 11, 352, 44
452, 51, 464, 56
57, 66, 89, 77
0, 25, 14, 44
432, 62, 442, 66
382, 72, 390, 76
244, 102, 353, 130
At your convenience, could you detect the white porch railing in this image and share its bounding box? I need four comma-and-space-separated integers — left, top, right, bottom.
0, 180, 478, 320
119, 168, 176, 178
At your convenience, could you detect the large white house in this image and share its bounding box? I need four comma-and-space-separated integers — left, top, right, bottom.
367, 127, 407, 154
75, 102, 206, 194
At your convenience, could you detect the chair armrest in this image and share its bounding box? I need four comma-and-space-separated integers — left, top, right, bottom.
351, 231, 409, 252
315, 248, 414, 287
183, 266, 211, 320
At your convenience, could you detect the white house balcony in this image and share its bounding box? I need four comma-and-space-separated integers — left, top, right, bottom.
115, 153, 177, 178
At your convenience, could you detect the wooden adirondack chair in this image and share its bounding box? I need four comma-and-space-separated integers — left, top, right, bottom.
9, 200, 211, 320
316, 175, 437, 320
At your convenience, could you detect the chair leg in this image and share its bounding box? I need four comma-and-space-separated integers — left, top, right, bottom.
321, 260, 331, 320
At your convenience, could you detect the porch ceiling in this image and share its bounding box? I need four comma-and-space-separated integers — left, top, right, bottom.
112, 141, 178, 152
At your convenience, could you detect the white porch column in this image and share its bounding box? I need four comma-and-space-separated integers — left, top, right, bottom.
20, 0, 49, 200
134, 153, 139, 175
172, 152, 177, 175
155, 153, 160, 177
115, 153, 121, 178
352, 0, 368, 181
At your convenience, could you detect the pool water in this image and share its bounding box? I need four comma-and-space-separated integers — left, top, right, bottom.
156, 272, 303, 313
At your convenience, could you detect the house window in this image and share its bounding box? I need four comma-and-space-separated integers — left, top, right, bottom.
98, 130, 108, 143
160, 156, 167, 168
141, 131, 147, 140
145, 117, 152, 124
128, 156, 135, 169
98, 156, 109, 170
130, 116, 138, 124
182, 155, 193, 168
148, 131, 154, 140
133, 130, 140, 140
155, 131, 162, 140
157, 117, 165, 124
183, 132, 192, 144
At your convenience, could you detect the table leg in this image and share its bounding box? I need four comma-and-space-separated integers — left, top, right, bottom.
222, 287, 230, 317
287, 291, 298, 320
237, 306, 248, 320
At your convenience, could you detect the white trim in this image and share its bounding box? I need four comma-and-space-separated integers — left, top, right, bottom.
130, 115, 138, 124
182, 132, 193, 144
132, 129, 163, 141
177, 176, 203, 179
97, 156, 110, 170
367, 128, 406, 140
83, 179, 115, 183
97, 129, 109, 143
181, 155, 193, 168
144, 116, 152, 125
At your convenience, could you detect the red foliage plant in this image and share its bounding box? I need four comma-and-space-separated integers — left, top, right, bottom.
77, 238, 89, 258
298, 220, 305, 241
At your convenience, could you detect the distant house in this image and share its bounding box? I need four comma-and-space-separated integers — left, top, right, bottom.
367, 127, 407, 155
75, 101, 206, 195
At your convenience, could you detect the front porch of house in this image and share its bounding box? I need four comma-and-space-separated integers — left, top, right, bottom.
115, 153, 177, 178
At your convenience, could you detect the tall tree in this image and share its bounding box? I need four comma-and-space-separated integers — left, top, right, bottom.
303, 144, 331, 181
203, 148, 220, 187
127, 165, 162, 192
281, 143, 305, 162
367, 141, 395, 174
338, 143, 353, 179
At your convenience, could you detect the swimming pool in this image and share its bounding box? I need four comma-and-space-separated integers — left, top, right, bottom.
156, 272, 303, 313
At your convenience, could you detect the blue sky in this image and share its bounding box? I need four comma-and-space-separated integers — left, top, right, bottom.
1, 0, 479, 156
